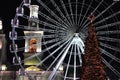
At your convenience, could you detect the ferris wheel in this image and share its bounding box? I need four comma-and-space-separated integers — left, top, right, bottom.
10, 0, 120, 80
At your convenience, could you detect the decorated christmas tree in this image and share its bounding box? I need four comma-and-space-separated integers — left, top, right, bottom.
80, 13, 106, 80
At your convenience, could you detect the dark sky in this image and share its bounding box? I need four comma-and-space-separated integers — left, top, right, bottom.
0, 0, 21, 32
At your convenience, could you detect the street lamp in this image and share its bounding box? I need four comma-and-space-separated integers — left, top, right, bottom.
1, 64, 7, 71
0, 20, 3, 30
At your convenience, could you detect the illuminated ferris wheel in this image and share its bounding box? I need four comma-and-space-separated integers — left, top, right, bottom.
10, 0, 120, 80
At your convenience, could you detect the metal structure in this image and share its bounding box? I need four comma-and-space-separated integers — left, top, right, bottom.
10, 0, 120, 80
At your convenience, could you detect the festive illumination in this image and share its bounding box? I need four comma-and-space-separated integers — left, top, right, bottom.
1, 64, 7, 71
0, 20, 3, 30
29, 5, 39, 18
81, 14, 106, 80
71, 33, 85, 54
25, 66, 40, 71
58, 65, 64, 71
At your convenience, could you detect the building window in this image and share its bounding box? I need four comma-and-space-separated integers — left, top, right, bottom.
29, 38, 37, 53
0, 39, 2, 49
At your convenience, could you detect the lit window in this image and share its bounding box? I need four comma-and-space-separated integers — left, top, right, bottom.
29, 38, 37, 53
0, 20, 3, 30
1, 64, 7, 71
29, 5, 39, 18
0, 39, 2, 49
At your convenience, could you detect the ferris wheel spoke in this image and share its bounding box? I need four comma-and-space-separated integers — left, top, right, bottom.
12, 37, 59, 53
92, 0, 104, 14
102, 57, 120, 78
15, 25, 31, 30
96, 21, 120, 30
100, 42, 120, 53
37, 37, 69, 70
100, 48, 120, 64
15, 38, 59, 53
64, 45, 73, 80
17, 47, 26, 52
48, 38, 73, 80
17, 25, 64, 33
77, 46, 83, 67
98, 36, 120, 43
73, 45, 77, 80
79, 0, 93, 27
80, 0, 104, 30
43, 34, 59, 39
80, 18, 89, 32
50, 0, 72, 27
46, 39, 72, 72
19, 15, 66, 30
94, 10, 120, 26
81, 2, 117, 31
25, 38, 59, 50
97, 30, 120, 35
22, 11, 66, 30
14, 36, 25, 40
17, 35, 42, 41
33, 18, 66, 30
42, 29, 60, 33
68, 0, 75, 24
38, 11, 67, 30
23, 38, 67, 62
77, 0, 85, 25
94, 2, 117, 20
60, 0, 73, 26
80, 0, 104, 29
37, 38, 72, 68
75, 0, 78, 25
20, 28, 57, 33
36, 0, 70, 29
42, 38, 60, 45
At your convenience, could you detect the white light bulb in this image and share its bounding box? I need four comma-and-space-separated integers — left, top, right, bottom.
0, 20, 3, 30
29, 5, 39, 18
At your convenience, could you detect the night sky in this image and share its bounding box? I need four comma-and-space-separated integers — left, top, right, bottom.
0, 0, 21, 31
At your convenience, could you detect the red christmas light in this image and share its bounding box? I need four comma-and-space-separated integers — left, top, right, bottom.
80, 13, 106, 80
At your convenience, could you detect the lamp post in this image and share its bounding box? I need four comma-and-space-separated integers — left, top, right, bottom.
0, 20, 3, 30
1, 64, 7, 71
1, 64, 7, 80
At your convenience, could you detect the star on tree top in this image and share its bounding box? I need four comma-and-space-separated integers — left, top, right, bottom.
87, 13, 95, 23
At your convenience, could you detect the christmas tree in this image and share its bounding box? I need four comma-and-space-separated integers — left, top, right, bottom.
80, 13, 106, 80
